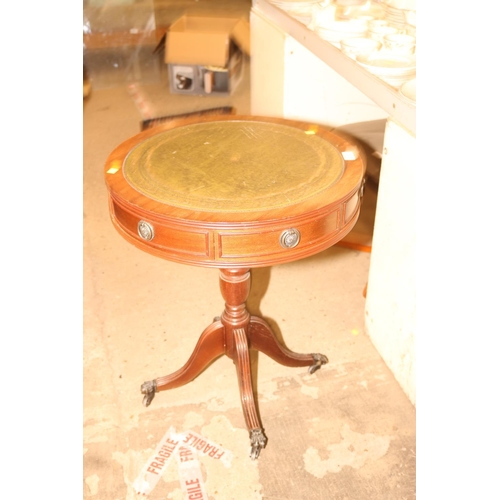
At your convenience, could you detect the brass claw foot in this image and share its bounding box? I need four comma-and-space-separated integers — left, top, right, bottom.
141, 379, 157, 407
249, 428, 267, 460
308, 353, 328, 374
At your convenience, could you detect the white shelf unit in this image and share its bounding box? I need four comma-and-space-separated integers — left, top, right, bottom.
253, 0, 415, 135
250, 0, 416, 406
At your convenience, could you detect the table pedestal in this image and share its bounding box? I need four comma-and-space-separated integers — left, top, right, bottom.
140, 268, 328, 459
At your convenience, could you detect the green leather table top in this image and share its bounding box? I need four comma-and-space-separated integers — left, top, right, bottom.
123, 120, 345, 213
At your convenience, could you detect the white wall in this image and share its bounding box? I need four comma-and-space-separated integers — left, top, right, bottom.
365, 119, 416, 405
282, 36, 388, 127
251, 10, 388, 126
250, 10, 286, 117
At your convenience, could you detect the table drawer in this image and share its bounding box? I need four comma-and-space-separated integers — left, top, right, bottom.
216, 209, 341, 264
111, 201, 211, 258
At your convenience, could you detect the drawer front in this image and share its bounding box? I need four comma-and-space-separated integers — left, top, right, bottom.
111, 201, 211, 259
216, 209, 341, 264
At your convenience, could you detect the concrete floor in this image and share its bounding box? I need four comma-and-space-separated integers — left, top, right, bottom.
83, 9, 416, 499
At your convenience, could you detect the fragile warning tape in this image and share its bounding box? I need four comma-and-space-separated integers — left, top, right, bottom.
133, 426, 233, 497
173, 429, 233, 468
133, 425, 180, 495
175, 446, 209, 500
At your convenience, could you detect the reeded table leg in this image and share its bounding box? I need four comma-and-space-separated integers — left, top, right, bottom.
233, 327, 267, 459
219, 269, 268, 459
140, 267, 328, 459
248, 316, 328, 374
141, 319, 225, 406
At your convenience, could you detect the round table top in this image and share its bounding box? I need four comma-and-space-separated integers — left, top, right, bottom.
104, 115, 366, 268
122, 120, 345, 213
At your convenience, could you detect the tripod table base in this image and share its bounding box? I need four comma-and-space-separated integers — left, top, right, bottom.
140, 268, 328, 459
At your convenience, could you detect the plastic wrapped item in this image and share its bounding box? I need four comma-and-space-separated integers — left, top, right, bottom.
83, 0, 163, 89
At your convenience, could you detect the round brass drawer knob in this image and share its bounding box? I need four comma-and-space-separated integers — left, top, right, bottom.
138, 220, 155, 241
280, 228, 300, 249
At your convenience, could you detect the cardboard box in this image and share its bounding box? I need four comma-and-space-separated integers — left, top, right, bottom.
163, 14, 250, 96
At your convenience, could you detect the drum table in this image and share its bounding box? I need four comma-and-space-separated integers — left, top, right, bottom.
104, 116, 366, 459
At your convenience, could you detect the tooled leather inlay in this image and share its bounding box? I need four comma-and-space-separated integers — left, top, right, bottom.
123, 120, 344, 212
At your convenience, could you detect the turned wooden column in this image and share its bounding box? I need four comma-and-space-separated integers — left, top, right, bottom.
219, 268, 251, 357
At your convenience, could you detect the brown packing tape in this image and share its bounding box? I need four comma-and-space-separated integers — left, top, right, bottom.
231, 18, 251, 56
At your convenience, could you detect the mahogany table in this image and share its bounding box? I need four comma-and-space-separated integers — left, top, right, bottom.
104, 115, 366, 459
